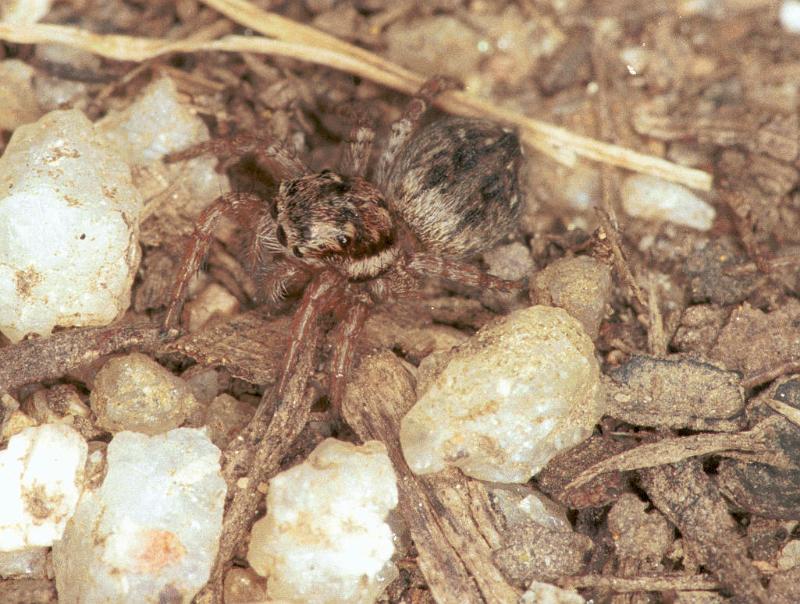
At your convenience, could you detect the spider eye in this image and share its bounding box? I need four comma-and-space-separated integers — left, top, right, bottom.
292, 245, 304, 258
336, 234, 351, 247
276, 225, 287, 247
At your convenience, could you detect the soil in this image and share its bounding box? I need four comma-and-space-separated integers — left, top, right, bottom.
2, 1, 800, 603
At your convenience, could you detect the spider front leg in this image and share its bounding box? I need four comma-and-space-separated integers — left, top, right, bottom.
327, 301, 370, 416
274, 271, 344, 400
162, 192, 265, 333
164, 132, 310, 180
409, 253, 525, 293
376, 76, 461, 187
338, 109, 375, 178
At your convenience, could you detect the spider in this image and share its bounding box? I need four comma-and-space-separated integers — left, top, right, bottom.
162, 77, 524, 416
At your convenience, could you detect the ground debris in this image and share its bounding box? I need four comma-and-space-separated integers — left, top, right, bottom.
684, 238, 760, 306
716, 377, 800, 519
0, 579, 57, 604
3, 1, 800, 602
710, 300, 800, 383
536, 434, 635, 510
641, 460, 770, 604
603, 355, 745, 431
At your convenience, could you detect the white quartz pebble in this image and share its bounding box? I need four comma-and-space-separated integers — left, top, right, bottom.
0, 424, 87, 552
0, 0, 52, 23
621, 174, 715, 231
90, 352, 197, 435
0, 109, 142, 342
781, 1, 800, 33
401, 305, 602, 483
98, 76, 228, 216
521, 581, 586, 604
53, 428, 226, 604
99, 76, 210, 165
247, 438, 399, 604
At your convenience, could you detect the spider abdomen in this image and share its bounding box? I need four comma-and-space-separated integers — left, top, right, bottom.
385, 116, 523, 258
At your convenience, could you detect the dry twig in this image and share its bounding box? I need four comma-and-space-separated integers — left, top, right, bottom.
566, 428, 769, 491
0, 323, 162, 394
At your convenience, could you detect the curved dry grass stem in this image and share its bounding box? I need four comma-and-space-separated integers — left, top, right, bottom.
0, 13, 713, 191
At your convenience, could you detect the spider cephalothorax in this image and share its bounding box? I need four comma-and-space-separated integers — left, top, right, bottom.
274, 171, 395, 273
163, 77, 525, 416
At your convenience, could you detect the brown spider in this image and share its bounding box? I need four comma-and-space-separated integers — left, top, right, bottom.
163, 77, 524, 415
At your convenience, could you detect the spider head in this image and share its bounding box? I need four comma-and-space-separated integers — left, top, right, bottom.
274, 170, 394, 264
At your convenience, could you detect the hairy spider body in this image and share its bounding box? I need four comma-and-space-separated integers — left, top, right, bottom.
164, 78, 525, 416
386, 117, 522, 258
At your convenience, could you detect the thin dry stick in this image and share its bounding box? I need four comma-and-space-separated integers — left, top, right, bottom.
0, 323, 162, 393
0, 21, 713, 191
742, 360, 800, 389
566, 429, 769, 491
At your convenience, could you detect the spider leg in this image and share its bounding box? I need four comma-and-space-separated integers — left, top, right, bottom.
164, 132, 310, 180
338, 108, 375, 178
274, 271, 343, 400
409, 253, 525, 293
163, 192, 265, 332
376, 76, 461, 187
327, 301, 370, 416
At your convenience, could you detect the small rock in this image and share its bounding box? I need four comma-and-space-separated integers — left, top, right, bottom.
185, 283, 240, 333
685, 238, 758, 305
181, 366, 222, 405
400, 305, 602, 483
608, 493, 673, 568
621, 174, 716, 231
35, 44, 101, 74
558, 163, 601, 211
247, 438, 399, 603
0, 424, 87, 551
385, 16, 483, 81
203, 393, 254, 449
521, 581, 586, 604
0, 0, 52, 23
223, 567, 267, 604
781, 1, 800, 33
0, 109, 142, 342
99, 77, 208, 165
90, 352, 197, 435
0, 547, 48, 578
484, 241, 534, 281
1, 409, 37, 443
0, 60, 41, 131
98, 76, 227, 213
53, 429, 226, 604
530, 255, 612, 340
777, 540, 800, 570
493, 521, 593, 586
